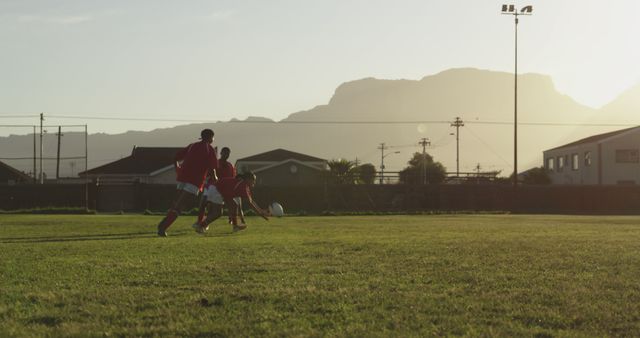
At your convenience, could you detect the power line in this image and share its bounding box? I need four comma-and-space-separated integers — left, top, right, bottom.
43, 115, 640, 127
0, 115, 39, 119
0, 156, 86, 160
3, 113, 640, 128
465, 125, 513, 169
388, 143, 419, 149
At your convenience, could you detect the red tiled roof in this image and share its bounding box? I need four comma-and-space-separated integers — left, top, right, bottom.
237, 149, 326, 162
547, 126, 640, 151
80, 147, 182, 176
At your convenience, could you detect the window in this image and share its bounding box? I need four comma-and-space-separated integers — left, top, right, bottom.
615, 149, 639, 163
557, 156, 565, 172
547, 157, 554, 171
572, 153, 579, 170
584, 151, 592, 166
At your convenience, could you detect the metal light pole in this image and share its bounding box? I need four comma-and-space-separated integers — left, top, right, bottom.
501, 4, 532, 187
419, 138, 430, 184
450, 117, 464, 178
378, 142, 400, 184
39, 113, 44, 184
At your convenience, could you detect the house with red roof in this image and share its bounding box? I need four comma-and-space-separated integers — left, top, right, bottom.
543, 126, 640, 185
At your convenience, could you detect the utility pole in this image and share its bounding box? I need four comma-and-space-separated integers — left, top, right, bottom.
56, 126, 63, 179
419, 138, 431, 184
85, 124, 89, 210
450, 117, 464, 178
476, 163, 481, 184
32, 126, 37, 183
39, 113, 44, 184
502, 4, 533, 187
378, 143, 387, 184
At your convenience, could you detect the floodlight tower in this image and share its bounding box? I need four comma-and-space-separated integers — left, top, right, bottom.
501, 4, 532, 187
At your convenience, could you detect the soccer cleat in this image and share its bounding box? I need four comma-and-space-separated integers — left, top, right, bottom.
232, 223, 247, 233
191, 223, 206, 234
157, 224, 167, 237
192, 222, 209, 234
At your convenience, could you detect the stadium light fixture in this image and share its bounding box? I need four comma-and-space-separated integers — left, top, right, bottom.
501, 4, 533, 188
379, 150, 400, 184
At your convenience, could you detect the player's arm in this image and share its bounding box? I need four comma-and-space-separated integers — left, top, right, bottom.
209, 168, 218, 183
174, 146, 188, 169
245, 197, 269, 220
238, 199, 246, 223
208, 147, 219, 183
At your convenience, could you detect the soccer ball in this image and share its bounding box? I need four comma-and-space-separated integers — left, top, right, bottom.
269, 202, 284, 217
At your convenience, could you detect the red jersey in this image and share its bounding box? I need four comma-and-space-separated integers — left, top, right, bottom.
214, 177, 252, 200
217, 160, 236, 179
175, 141, 218, 190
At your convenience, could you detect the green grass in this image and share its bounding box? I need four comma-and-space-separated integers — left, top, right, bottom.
1, 214, 640, 337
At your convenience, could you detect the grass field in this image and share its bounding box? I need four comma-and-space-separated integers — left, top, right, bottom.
1, 214, 640, 337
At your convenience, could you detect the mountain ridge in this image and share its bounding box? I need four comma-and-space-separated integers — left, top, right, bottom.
2, 68, 639, 178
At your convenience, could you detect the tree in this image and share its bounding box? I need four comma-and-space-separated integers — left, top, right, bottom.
356, 163, 377, 184
398, 152, 447, 185
327, 159, 357, 184
521, 167, 552, 185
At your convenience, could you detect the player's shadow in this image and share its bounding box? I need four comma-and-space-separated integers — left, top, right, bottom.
0, 230, 237, 243
0, 231, 160, 244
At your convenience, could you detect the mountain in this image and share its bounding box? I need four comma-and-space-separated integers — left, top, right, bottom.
2, 68, 623, 179
286, 68, 592, 124
600, 84, 640, 122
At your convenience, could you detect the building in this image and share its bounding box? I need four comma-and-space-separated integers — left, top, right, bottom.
80, 147, 181, 184
543, 126, 640, 185
235, 149, 328, 186
0, 161, 32, 185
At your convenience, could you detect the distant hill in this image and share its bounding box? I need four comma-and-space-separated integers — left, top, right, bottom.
600, 83, 640, 122
286, 68, 593, 124
4, 67, 636, 179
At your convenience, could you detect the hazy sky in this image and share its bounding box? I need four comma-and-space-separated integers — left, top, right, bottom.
1, 0, 639, 135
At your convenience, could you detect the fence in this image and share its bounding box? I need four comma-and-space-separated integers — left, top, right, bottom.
2, 183, 640, 214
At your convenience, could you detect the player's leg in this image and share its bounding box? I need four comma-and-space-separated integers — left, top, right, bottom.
157, 182, 198, 236
201, 202, 223, 229
235, 197, 246, 225
157, 190, 189, 236
193, 186, 210, 231
195, 185, 224, 233
226, 198, 246, 232
196, 192, 208, 224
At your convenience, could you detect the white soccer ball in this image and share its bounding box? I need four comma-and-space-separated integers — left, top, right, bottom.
269, 202, 284, 217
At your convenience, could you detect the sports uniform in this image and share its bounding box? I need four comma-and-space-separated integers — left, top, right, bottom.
157, 129, 217, 237
175, 141, 219, 194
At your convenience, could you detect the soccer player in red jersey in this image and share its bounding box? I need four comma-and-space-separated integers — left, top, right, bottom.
195, 147, 242, 225
156, 129, 218, 237
195, 172, 269, 233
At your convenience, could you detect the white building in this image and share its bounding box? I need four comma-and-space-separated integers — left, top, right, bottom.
543, 126, 640, 185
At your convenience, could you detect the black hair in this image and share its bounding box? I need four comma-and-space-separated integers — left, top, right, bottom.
221, 147, 230, 153
237, 171, 256, 181
200, 129, 214, 139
